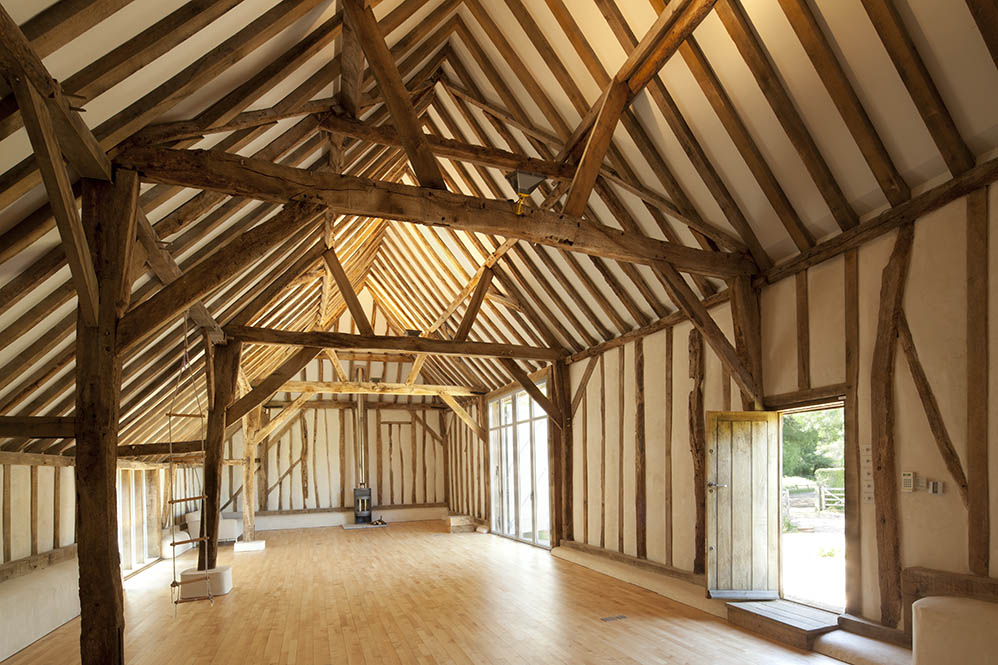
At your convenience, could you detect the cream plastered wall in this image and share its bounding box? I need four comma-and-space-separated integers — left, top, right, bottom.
566, 187, 997, 626
219, 401, 446, 514
444, 401, 487, 521
0, 465, 75, 560
0, 558, 80, 661
0, 465, 77, 661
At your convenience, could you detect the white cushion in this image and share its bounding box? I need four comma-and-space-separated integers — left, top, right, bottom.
218, 517, 243, 541
179, 566, 232, 599
185, 512, 243, 543
913, 596, 998, 664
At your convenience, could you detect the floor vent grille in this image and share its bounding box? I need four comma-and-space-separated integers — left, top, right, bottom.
599, 615, 627, 622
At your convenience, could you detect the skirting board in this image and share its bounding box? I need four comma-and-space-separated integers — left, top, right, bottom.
551, 546, 727, 618
234, 540, 266, 552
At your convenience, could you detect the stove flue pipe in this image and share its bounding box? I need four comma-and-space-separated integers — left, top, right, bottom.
354, 367, 367, 485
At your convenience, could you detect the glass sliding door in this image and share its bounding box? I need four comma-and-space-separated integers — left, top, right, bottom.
488, 382, 550, 548
533, 416, 550, 546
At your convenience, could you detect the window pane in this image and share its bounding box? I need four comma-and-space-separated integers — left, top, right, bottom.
502, 426, 515, 536
534, 419, 550, 547
517, 421, 533, 540
531, 382, 548, 418
490, 428, 501, 533
515, 390, 530, 422
489, 400, 499, 429
501, 397, 513, 426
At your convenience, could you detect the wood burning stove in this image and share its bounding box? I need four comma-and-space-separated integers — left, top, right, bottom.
353, 367, 372, 523
354, 487, 372, 524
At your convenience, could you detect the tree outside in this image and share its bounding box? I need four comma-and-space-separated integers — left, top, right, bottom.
780, 407, 845, 611
782, 407, 844, 479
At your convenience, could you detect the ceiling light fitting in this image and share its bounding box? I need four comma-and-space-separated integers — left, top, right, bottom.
506, 170, 547, 216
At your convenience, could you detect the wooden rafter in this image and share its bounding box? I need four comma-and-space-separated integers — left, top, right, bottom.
323, 247, 374, 335
0, 4, 111, 181
117, 203, 326, 352
0, 0, 243, 144
563, 79, 629, 217
0, 416, 75, 438
715, 0, 858, 231
343, 0, 445, 189
563, 0, 718, 216
431, 71, 654, 331
776, 0, 910, 206
404, 237, 517, 384
338, 0, 364, 119
134, 211, 224, 343
445, 15, 728, 311
966, 0, 998, 69
0, 0, 994, 594
10, 74, 101, 327
0, 0, 321, 213
860, 0, 974, 176
453, 267, 492, 342
320, 112, 576, 180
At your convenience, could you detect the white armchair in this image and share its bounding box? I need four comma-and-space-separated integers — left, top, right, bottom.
185, 511, 244, 543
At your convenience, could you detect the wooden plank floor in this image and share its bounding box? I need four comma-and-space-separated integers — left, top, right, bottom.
3, 521, 841, 664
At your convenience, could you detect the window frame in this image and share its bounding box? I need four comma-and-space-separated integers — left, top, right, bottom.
488, 380, 551, 548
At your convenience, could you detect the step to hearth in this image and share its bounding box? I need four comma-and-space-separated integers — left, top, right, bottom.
446, 514, 482, 533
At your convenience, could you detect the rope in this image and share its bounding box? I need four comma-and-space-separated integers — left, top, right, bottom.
167, 313, 213, 609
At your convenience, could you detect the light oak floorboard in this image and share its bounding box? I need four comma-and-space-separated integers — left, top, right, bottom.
3, 521, 838, 664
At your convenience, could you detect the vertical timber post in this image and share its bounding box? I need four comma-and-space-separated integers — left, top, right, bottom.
199, 341, 241, 571
75, 170, 139, 665
688, 328, 706, 575
552, 360, 575, 545
728, 275, 763, 410
479, 395, 490, 528
241, 406, 262, 542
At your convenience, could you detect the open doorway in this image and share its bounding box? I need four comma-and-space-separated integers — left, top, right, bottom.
780, 406, 845, 612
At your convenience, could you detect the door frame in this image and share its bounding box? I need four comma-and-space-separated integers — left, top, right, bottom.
774, 399, 847, 611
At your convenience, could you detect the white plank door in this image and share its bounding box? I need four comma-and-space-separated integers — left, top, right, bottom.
706, 411, 780, 600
